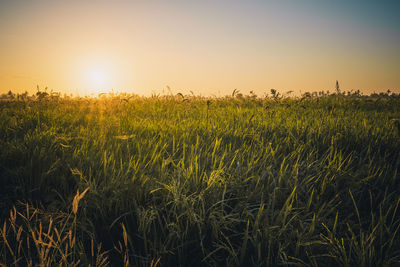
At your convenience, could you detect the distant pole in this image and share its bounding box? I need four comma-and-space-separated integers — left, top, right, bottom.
336, 80, 340, 94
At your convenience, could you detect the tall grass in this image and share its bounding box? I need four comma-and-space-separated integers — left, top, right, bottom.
1, 92, 400, 266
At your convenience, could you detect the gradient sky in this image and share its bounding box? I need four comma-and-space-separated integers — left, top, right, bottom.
1, 0, 399, 96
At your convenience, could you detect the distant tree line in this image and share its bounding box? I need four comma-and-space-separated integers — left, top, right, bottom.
1, 85, 400, 101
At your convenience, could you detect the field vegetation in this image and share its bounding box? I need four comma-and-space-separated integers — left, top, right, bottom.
1, 89, 400, 266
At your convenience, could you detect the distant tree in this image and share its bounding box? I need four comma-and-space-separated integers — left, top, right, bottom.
352, 90, 361, 97
7, 90, 15, 99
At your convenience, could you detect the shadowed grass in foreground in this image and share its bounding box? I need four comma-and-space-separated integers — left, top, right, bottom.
1, 92, 400, 266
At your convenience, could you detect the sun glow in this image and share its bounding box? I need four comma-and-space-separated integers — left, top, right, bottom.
88, 69, 108, 87
82, 64, 115, 95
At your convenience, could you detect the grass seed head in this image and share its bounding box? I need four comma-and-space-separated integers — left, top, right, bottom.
72, 187, 89, 215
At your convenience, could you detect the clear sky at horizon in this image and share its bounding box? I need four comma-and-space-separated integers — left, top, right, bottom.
1, 0, 399, 96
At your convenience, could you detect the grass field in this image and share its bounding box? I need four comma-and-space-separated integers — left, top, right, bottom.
1, 91, 400, 266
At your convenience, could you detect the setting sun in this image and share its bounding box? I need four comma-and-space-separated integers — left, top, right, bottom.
77, 58, 120, 95
84, 67, 112, 95
88, 69, 108, 87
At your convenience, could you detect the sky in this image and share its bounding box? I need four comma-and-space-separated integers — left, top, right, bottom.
0, 0, 399, 96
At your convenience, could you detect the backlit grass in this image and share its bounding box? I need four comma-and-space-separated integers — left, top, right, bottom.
1, 91, 400, 266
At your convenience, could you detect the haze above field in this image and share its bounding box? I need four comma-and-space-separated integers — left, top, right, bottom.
0, 0, 399, 96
